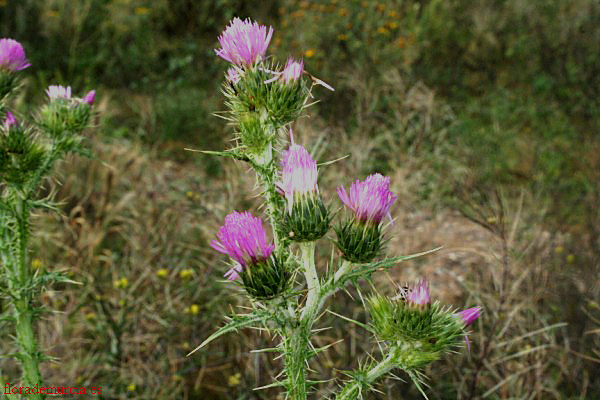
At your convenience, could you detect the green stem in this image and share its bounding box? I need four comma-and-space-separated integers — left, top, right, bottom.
254, 142, 282, 251
11, 195, 44, 399
335, 350, 397, 400
284, 328, 310, 400
300, 241, 319, 323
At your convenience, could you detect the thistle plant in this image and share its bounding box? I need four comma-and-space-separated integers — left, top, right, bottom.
0, 39, 95, 399
190, 18, 481, 399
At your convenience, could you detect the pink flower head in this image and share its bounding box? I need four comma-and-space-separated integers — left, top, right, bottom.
337, 173, 397, 224
46, 85, 72, 100
215, 18, 273, 66
210, 211, 275, 280
280, 58, 303, 84
4, 111, 16, 129
406, 280, 431, 307
0, 39, 31, 71
83, 90, 96, 105
226, 66, 241, 84
456, 307, 482, 327
280, 144, 318, 212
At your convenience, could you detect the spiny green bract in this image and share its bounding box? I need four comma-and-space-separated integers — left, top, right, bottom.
38, 100, 92, 137
237, 112, 273, 155
368, 295, 465, 367
239, 255, 290, 300
0, 124, 45, 187
223, 62, 308, 129
334, 219, 383, 263
0, 71, 17, 101
283, 194, 330, 242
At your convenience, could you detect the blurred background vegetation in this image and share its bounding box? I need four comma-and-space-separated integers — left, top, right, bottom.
1, 0, 599, 398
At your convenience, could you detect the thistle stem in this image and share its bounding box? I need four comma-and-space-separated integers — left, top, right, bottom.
11, 195, 44, 399
333, 259, 352, 283
254, 142, 282, 251
300, 241, 319, 323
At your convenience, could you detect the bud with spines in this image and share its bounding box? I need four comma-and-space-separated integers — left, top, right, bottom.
38, 86, 95, 137
0, 111, 45, 187
279, 144, 329, 242
211, 211, 289, 300
335, 173, 397, 263
368, 281, 477, 369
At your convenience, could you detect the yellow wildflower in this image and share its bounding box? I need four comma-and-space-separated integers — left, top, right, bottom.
304, 49, 315, 58
337, 34, 349, 41
134, 7, 150, 15
179, 268, 194, 279
114, 277, 129, 289
228, 372, 242, 387
156, 268, 169, 278
554, 246, 564, 255
31, 259, 43, 269
566, 254, 575, 263
127, 383, 136, 392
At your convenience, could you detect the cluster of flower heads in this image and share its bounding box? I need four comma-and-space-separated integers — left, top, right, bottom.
210, 19, 481, 337
1, 39, 96, 187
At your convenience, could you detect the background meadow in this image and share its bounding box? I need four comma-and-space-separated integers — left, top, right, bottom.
1, 0, 599, 398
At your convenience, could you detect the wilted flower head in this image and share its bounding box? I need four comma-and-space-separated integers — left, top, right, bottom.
406, 280, 431, 307
0, 39, 31, 71
215, 18, 273, 66
82, 90, 96, 105
226, 67, 242, 84
456, 307, 482, 326
3, 111, 16, 129
280, 144, 318, 212
280, 58, 303, 84
337, 173, 397, 224
210, 211, 274, 280
46, 85, 72, 100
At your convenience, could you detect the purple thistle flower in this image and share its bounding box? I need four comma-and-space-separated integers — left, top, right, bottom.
280, 144, 318, 212
83, 90, 96, 105
226, 66, 242, 84
337, 173, 397, 224
456, 307, 482, 326
4, 111, 16, 129
406, 280, 431, 307
215, 18, 273, 66
0, 39, 31, 71
46, 85, 72, 100
280, 58, 303, 84
210, 211, 275, 280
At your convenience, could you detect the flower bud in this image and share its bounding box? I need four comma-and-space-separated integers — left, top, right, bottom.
335, 173, 397, 263
0, 112, 45, 187
38, 85, 95, 137
211, 211, 289, 299
279, 144, 330, 242
367, 281, 473, 368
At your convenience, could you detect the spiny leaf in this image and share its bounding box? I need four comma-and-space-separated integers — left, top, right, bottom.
326, 310, 374, 333
187, 311, 270, 356
343, 247, 442, 283
184, 147, 250, 162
